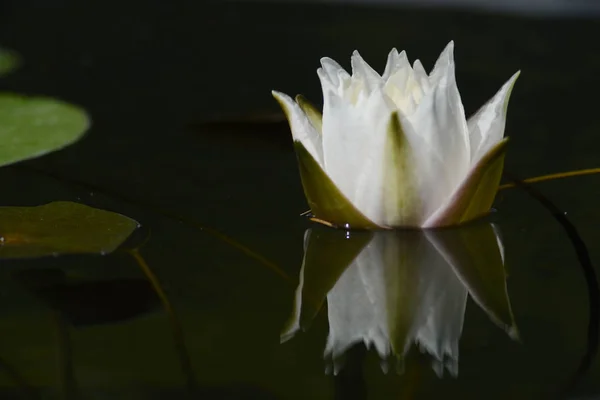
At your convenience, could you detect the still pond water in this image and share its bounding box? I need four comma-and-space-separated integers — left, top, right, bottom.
0, 1, 600, 399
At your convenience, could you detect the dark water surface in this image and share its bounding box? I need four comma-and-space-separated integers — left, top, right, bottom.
0, 1, 599, 399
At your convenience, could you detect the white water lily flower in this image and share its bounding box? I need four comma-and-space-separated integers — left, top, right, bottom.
273, 41, 520, 229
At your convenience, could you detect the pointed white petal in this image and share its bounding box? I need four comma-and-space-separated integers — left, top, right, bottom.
320, 57, 350, 89
318, 67, 339, 96
408, 55, 470, 221
382, 53, 429, 115
321, 88, 397, 226
272, 90, 324, 166
382, 49, 409, 81
412, 59, 430, 91
468, 71, 520, 163
428, 41, 455, 87
351, 50, 383, 94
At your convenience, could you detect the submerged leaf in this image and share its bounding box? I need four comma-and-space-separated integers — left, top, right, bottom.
0, 93, 90, 168
18, 276, 160, 327
295, 142, 379, 229
0, 201, 139, 258
0, 47, 20, 77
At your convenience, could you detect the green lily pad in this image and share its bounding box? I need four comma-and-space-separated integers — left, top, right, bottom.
0, 93, 90, 168
0, 201, 139, 258
0, 47, 20, 77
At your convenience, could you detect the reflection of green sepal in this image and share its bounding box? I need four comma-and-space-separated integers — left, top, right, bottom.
294, 141, 379, 230
281, 227, 373, 341
426, 223, 518, 339
295, 95, 322, 134
426, 138, 508, 227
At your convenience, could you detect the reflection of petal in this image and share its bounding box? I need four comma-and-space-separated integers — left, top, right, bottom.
283, 222, 517, 377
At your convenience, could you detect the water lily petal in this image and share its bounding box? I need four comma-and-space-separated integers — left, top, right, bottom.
382, 49, 424, 115
295, 141, 379, 229
409, 52, 470, 219
423, 138, 508, 228
320, 57, 349, 88
382, 48, 409, 81
351, 50, 383, 94
412, 59, 430, 93
272, 90, 324, 166
296, 94, 323, 135
317, 67, 338, 94
428, 40, 455, 86
323, 88, 416, 227
321, 88, 388, 200
468, 71, 520, 164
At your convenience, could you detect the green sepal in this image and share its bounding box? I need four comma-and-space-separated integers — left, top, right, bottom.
294, 141, 379, 229
426, 138, 509, 227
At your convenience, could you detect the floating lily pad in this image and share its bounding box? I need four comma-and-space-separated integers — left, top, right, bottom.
0, 93, 90, 168
0, 201, 139, 258
0, 47, 20, 76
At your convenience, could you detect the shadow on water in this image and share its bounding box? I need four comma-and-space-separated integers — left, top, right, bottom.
13, 270, 160, 327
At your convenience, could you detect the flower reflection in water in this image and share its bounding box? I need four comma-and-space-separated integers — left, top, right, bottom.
282, 222, 518, 377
